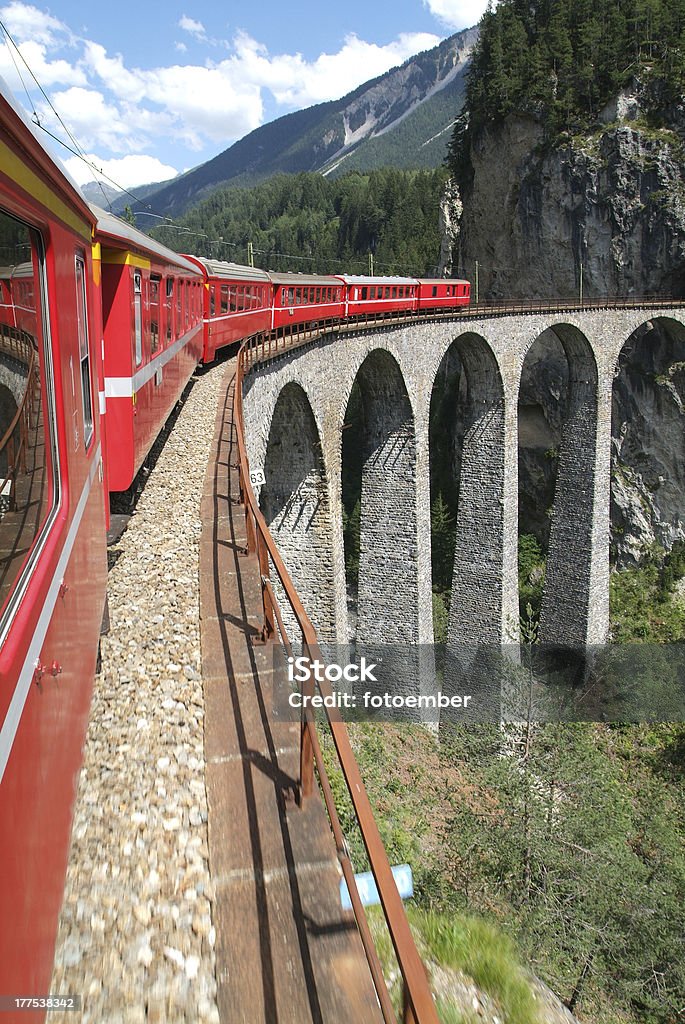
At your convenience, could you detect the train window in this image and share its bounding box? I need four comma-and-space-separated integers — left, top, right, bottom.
220, 284, 228, 315
433, 286, 438, 297
0, 209, 60, 631
75, 255, 94, 449
209, 286, 215, 317
133, 270, 143, 367
166, 278, 173, 342
150, 275, 160, 353
361, 287, 368, 300
176, 281, 182, 336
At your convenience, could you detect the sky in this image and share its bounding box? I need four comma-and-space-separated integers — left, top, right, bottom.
0, 0, 487, 195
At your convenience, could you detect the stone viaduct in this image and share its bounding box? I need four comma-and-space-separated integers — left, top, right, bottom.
241, 307, 685, 657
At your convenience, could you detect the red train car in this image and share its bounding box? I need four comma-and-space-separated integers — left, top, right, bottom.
182, 256, 271, 362
0, 80, 108, 1014
269, 272, 344, 332
337, 274, 419, 319
95, 208, 204, 491
416, 277, 470, 311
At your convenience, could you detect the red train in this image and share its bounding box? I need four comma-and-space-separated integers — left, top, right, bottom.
0, 73, 469, 1012
95, 207, 205, 491
0, 80, 108, 1015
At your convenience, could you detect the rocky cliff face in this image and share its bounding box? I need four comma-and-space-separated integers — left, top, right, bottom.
516, 322, 685, 567
611, 320, 685, 563
449, 87, 685, 565
453, 85, 685, 300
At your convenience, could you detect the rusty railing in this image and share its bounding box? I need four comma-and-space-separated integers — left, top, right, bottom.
234, 344, 440, 1024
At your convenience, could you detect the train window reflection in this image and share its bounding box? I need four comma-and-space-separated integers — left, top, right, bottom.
0, 209, 58, 627
75, 255, 94, 448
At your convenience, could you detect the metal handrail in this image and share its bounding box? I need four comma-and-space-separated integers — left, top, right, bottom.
233, 350, 440, 1024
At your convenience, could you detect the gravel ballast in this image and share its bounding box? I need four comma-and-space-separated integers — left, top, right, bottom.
51, 361, 227, 1024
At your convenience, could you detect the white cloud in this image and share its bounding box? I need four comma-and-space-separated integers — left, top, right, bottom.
179, 15, 206, 41
45, 86, 137, 152
232, 30, 442, 108
80, 44, 264, 147
0, 1, 452, 191
0, 1, 70, 46
63, 152, 179, 190
0, 3, 83, 92
423, 0, 489, 31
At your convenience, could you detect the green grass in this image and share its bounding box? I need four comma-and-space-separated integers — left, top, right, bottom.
415, 911, 539, 1024
367, 906, 539, 1024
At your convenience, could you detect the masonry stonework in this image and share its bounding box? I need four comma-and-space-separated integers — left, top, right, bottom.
261, 382, 340, 642
241, 309, 685, 655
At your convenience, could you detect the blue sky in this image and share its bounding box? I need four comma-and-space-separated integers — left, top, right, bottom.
0, 0, 486, 191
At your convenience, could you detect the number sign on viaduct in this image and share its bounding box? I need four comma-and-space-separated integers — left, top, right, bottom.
241, 308, 685, 655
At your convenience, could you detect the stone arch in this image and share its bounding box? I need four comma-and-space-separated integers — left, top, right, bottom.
429, 331, 513, 648
611, 316, 685, 568
342, 348, 427, 645
260, 381, 339, 642
522, 323, 605, 646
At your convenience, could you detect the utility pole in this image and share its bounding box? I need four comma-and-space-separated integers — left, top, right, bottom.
248, 241, 254, 268
368, 252, 374, 276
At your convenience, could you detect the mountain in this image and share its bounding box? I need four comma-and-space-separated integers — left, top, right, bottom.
133, 28, 477, 220
81, 180, 124, 206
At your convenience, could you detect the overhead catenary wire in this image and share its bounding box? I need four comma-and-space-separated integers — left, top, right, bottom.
0, 21, 445, 279
0, 19, 114, 210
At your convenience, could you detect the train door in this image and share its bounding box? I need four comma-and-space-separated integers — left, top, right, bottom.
133, 269, 143, 368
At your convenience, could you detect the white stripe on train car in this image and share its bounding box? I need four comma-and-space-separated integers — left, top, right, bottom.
0, 444, 102, 784
202, 308, 269, 325
104, 323, 201, 399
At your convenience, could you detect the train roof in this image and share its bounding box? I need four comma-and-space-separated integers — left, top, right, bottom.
0, 77, 94, 233
91, 205, 203, 276
337, 275, 419, 286
416, 277, 470, 285
182, 255, 270, 283
269, 273, 341, 287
